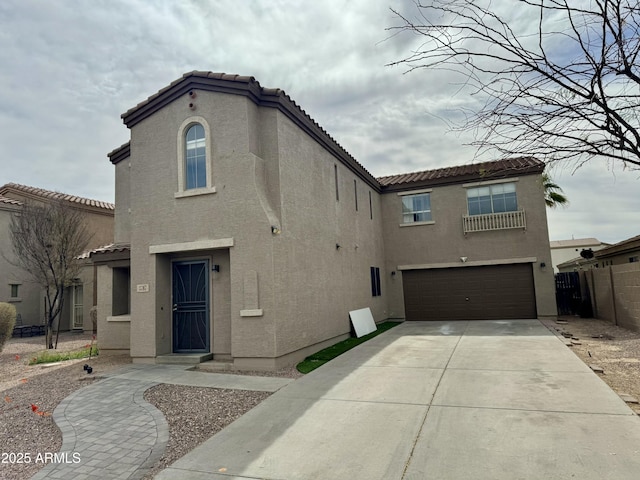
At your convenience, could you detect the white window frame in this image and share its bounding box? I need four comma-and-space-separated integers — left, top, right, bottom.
175, 116, 216, 198
398, 189, 434, 226
466, 181, 518, 216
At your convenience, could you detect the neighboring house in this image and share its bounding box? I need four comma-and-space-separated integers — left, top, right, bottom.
594, 234, 640, 266
550, 238, 609, 273
0, 183, 114, 332
95, 71, 556, 369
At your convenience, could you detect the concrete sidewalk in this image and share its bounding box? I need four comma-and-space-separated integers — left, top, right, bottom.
156, 320, 640, 480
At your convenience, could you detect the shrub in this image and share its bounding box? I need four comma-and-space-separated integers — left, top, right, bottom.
0, 302, 17, 353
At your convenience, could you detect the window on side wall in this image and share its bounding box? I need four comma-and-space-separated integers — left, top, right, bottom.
402, 193, 432, 223
185, 123, 207, 190
370, 267, 381, 297
10, 284, 19, 298
467, 182, 517, 215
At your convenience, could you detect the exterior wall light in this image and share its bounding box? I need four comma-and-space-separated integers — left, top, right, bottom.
212, 265, 220, 272
271, 226, 281, 234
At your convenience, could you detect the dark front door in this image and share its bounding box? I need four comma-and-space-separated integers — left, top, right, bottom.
172, 260, 210, 353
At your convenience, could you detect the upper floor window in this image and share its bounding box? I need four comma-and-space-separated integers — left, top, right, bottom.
185, 123, 206, 190
402, 193, 432, 223
10, 284, 19, 298
467, 182, 517, 215
175, 116, 215, 198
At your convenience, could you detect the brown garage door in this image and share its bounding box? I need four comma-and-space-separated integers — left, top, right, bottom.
402, 263, 536, 321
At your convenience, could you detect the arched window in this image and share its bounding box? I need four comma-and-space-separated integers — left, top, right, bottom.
185, 123, 206, 189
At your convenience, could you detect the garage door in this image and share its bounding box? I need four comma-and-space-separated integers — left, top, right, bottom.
402, 263, 536, 321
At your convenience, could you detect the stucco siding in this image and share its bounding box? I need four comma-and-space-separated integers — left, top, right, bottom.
126, 91, 280, 360
381, 174, 556, 318
114, 160, 131, 244
272, 111, 387, 358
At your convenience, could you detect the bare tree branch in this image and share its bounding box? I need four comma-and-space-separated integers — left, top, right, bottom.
388, 0, 640, 170
8, 200, 91, 348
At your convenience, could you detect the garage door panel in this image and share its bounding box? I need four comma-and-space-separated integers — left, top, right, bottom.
403, 264, 536, 321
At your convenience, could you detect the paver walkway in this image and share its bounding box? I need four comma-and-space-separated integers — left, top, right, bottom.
30, 364, 293, 480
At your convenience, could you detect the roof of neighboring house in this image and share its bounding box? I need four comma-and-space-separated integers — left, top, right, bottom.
83, 243, 131, 262
556, 256, 598, 270
0, 195, 22, 206
0, 183, 114, 211
550, 238, 606, 249
595, 234, 640, 259
377, 157, 545, 191
115, 71, 380, 190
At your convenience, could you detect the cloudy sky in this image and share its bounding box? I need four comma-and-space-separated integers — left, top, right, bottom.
0, 0, 637, 244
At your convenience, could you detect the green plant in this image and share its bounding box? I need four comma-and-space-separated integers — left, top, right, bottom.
296, 321, 401, 374
0, 302, 17, 353
28, 345, 99, 365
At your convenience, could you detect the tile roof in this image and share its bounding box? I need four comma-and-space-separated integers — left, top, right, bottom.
377, 157, 545, 190
0, 183, 114, 211
0, 195, 22, 206
81, 243, 131, 259
117, 71, 380, 189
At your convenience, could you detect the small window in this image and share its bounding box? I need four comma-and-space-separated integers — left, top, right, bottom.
467, 182, 517, 215
10, 284, 19, 298
402, 193, 432, 223
113, 267, 131, 316
369, 191, 373, 220
370, 267, 381, 297
354, 180, 358, 211
630, 256, 639, 263
334, 164, 339, 201
185, 123, 207, 190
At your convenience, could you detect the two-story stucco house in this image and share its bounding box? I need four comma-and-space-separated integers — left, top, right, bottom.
94, 71, 556, 369
0, 183, 114, 333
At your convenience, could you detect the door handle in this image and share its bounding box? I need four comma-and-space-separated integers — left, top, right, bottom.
172, 304, 178, 312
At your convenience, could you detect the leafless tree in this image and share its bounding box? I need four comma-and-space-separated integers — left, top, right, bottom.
9, 200, 91, 349
388, 0, 640, 170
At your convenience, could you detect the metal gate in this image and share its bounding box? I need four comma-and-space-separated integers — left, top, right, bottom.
555, 272, 581, 315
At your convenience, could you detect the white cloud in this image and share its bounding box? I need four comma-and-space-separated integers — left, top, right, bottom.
0, 0, 636, 244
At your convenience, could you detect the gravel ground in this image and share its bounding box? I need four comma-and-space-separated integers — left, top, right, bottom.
0, 333, 300, 480
2, 318, 639, 480
0, 332, 131, 480
541, 316, 640, 414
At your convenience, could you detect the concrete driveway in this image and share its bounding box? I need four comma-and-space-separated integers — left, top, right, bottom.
155, 320, 640, 480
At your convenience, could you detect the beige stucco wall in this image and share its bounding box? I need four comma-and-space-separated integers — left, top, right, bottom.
270, 109, 387, 361
0, 206, 42, 325
381, 173, 557, 318
114, 160, 131, 244
122, 89, 388, 367
126, 91, 282, 361
95, 263, 131, 352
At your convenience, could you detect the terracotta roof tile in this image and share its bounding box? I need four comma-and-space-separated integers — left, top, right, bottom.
0, 195, 22, 206
118, 71, 379, 188
377, 157, 544, 189
0, 183, 114, 211
81, 243, 131, 259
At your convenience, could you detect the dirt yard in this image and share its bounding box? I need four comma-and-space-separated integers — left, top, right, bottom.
541, 316, 640, 415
